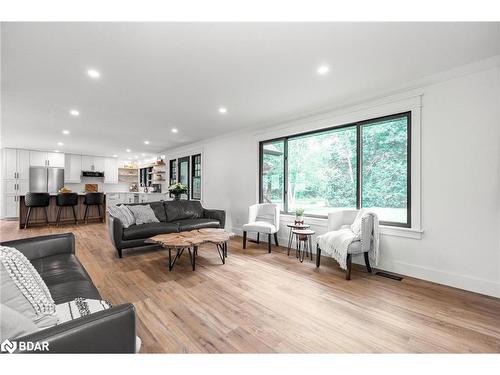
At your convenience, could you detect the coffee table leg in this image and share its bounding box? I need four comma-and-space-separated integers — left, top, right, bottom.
187, 246, 196, 271
216, 243, 225, 264
309, 235, 313, 261
168, 248, 172, 271
287, 229, 293, 256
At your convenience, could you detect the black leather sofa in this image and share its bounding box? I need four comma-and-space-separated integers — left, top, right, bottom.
0, 233, 136, 353
108, 200, 226, 258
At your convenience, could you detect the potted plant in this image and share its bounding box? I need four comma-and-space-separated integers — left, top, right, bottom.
168, 183, 188, 200
295, 208, 305, 223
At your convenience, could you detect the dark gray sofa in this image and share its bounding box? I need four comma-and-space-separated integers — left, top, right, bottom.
108, 200, 226, 258
0, 233, 136, 353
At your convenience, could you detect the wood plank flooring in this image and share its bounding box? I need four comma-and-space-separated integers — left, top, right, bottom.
1, 219, 499, 353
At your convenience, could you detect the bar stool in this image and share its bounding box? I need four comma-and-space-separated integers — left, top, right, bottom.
56, 193, 79, 226
83, 192, 104, 223
24, 192, 50, 229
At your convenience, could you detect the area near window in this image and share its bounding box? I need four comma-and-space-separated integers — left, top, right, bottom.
169, 154, 202, 201
259, 112, 411, 227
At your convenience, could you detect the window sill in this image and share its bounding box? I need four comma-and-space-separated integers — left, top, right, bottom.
279, 214, 423, 239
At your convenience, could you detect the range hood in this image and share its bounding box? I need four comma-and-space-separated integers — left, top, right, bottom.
82, 171, 104, 177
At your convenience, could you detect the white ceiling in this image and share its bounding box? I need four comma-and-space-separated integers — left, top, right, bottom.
1, 22, 499, 159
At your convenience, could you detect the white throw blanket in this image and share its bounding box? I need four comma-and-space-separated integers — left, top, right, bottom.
317, 211, 379, 270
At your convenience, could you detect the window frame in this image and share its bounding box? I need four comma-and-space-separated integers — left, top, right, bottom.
258, 111, 411, 228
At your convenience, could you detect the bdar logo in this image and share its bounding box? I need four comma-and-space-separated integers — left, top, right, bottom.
1, 339, 17, 353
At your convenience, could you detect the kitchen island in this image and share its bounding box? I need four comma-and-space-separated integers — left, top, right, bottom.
18, 193, 107, 229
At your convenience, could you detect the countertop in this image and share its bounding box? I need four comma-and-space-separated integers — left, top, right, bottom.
20, 191, 166, 196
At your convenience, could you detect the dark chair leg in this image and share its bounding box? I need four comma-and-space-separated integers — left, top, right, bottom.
44, 207, 49, 225
256, 232, 260, 244
346, 254, 352, 280
24, 207, 32, 229
83, 205, 88, 223
274, 232, 279, 246
268, 234, 272, 253
243, 231, 247, 249
56, 207, 61, 227
316, 245, 321, 267
364, 252, 372, 273
72, 206, 78, 225
97, 204, 103, 222
118, 249, 123, 258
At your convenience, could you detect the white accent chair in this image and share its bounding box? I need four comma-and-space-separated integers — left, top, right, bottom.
242, 203, 280, 253
316, 209, 375, 280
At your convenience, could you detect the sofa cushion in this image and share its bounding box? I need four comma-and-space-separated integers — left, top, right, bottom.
122, 222, 179, 241
164, 200, 203, 221
1, 246, 59, 328
176, 218, 221, 231
29, 253, 101, 304
127, 204, 160, 225
149, 201, 167, 222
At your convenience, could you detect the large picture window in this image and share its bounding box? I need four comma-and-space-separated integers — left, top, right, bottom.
259, 112, 411, 227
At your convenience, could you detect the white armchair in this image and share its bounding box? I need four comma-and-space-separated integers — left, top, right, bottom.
242, 203, 280, 253
316, 209, 378, 280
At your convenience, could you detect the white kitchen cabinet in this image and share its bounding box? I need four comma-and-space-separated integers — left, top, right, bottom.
47, 152, 65, 168
81, 155, 94, 171
30, 151, 48, 167
65, 154, 82, 183
4, 180, 17, 194
3, 149, 30, 180
17, 150, 30, 180
104, 158, 118, 183
94, 157, 105, 172
4, 194, 19, 218
17, 180, 29, 195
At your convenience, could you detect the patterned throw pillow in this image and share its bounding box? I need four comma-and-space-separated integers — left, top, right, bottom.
0, 246, 59, 328
107, 205, 135, 228
56, 298, 112, 324
127, 204, 160, 225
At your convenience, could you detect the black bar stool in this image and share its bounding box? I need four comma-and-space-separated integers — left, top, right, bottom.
56, 193, 79, 226
24, 192, 50, 229
83, 192, 104, 223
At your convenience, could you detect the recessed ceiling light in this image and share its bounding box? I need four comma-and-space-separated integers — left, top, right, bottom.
112, 155, 118, 158
144, 140, 150, 145
218, 107, 227, 114
70, 109, 80, 117
317, 65, 329, 75
134, 155, 139, 159
54, 150, 59, 153
87, 69, 100, 79
126, 149, 131, 153
141, 153, 146, 157
171, 128, 178, 133
57, 142, 64, 146
128, 157, 132, 160
62, 130, 70, 135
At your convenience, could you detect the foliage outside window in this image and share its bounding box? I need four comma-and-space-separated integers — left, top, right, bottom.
259, 112, 410, 227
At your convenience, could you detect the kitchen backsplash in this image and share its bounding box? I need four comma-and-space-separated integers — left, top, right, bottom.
65, 177, 132, 193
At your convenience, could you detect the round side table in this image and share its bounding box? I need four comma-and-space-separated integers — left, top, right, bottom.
286, 223, 310, 256
291, 229, 315, 263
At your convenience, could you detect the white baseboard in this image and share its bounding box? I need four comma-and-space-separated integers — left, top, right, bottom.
230, 226, 500, 298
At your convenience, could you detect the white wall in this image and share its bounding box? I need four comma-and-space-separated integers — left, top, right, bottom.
162, 61, 500, 297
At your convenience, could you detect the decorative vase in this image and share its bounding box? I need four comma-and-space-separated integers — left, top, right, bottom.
174, 194, 181, 201
295, 216, 304, 224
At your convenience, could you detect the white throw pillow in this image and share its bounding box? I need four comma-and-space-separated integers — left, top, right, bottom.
127, 204, 160, 225
0, 246, 59, 328
108, 205, 135, 228
0, 304, 38, 340
350, 210, 365, 236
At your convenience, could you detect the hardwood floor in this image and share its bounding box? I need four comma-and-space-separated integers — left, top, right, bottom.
1, 219, 499, 353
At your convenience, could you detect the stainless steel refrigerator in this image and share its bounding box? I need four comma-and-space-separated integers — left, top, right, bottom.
29, 167, 64, 193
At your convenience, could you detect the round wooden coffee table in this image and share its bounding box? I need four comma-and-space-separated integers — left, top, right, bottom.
146, 228, 234, 271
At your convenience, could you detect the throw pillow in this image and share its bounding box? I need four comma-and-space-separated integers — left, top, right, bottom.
107, 205, 135, 228
0, 304, 38, 341
56, 298, 112, 324
350, 209, 365, 236
0, 246, 59, 328
127, 204, 160, 225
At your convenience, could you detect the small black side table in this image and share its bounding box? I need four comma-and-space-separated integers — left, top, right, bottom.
292, 229, 315, 263
286, 223, 310, 256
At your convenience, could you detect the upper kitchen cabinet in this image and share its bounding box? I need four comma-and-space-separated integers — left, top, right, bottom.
65, 154, 82, 183
104, 157, 118, 184
82, 155, 105, 172
2, 148, 30, 180
29, 151, 65, 167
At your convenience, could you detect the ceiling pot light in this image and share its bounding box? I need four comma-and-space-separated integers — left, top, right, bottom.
317, 65, 329, 75
171, 128, 178, 133
218, 107, 227, 114
69, 109, 80, 117
62, 130, 70, 135
57, 142, 64, 146
87, 69, 100, 79
134, 155, 139, 159
112, 155, 118, 158
126, 149, 131, 152
141, 153, 146, 157
144, 140, 150, 145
